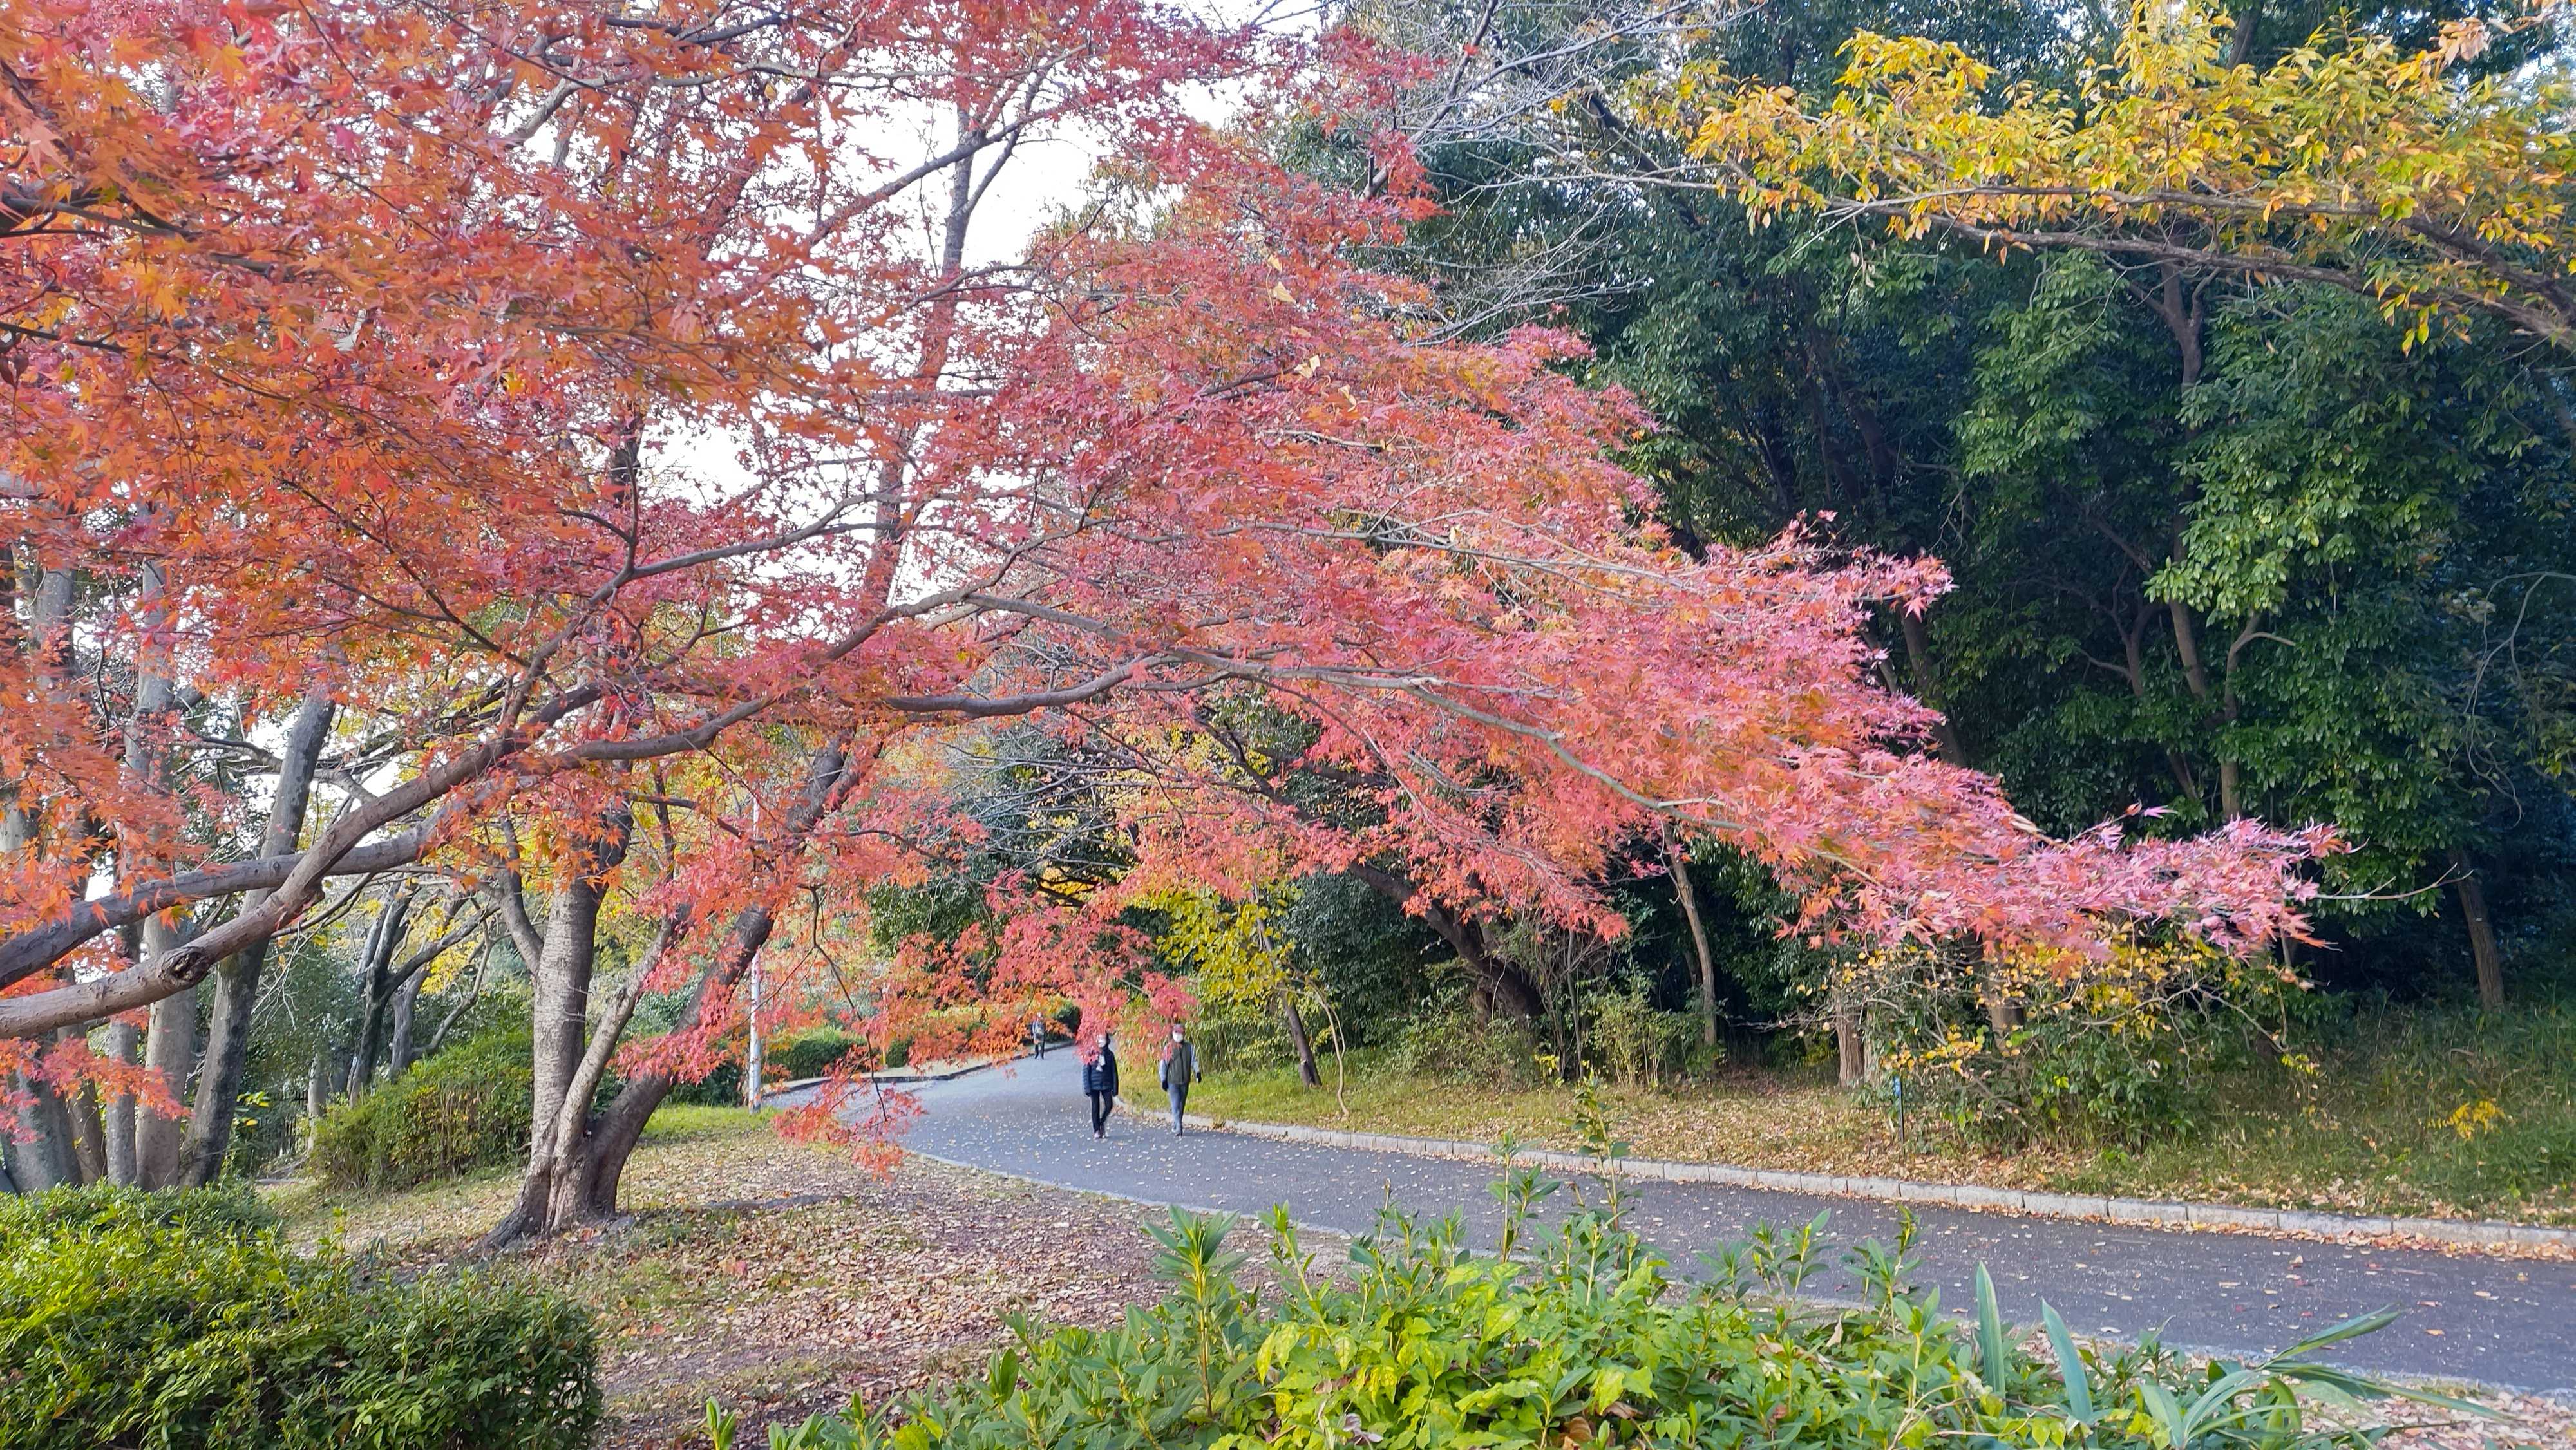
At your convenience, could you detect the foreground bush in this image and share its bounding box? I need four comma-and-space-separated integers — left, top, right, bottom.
1, 1192, 598, 1449
723, 1167, 2466, 1450
310, 1030, 534, 1190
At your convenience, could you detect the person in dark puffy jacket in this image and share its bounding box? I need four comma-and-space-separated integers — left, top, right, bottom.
1081, 1035, 1121, 1139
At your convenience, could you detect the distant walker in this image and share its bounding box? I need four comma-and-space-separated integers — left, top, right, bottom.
1161, 1026, 1198, 1136
1081, 1035, 1120, 1140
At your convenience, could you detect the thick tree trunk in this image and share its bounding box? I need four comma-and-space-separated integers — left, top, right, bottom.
184, 955, 267, 1179
2160, 517, 2251, 820
102, 1018, 139, 1185
343, 906, 392, 1098
1280, 990, 1322, 1088
2, 568, 84, 1192
498, 748, 855, 1245
135, 987, 198, 1189
484, 815, 630, 1247
1833, 991, 1866, 1089
2452, 851, 2505, 1009
386, 971, 424, 1078
357, 905, 480, 1093
133, 915, 196, 1189
2225, 0, 2267, 66
491, 1133, 626, 1247
1980, 979, 2024, 1040
1435, 910, 1544, 1020
1664, 831, 1721, 1050
1438, 910, 1542, 1019
1349, 864, 1544, 1019
1896, 609, 1969, 766
345, 996, 386, 1097
344, 888, 417, 1099
120, 560, 195, 1189
305, 1046, 332, 1124
67, 1076, 109, 1184
528, 869, 612, 1159
183, 688, 334, 1186
520, 900, 752, 1241
9, 1064, 80, 1191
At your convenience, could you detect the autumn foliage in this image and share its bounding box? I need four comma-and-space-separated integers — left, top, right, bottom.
1658, 0, 2576, 351
1, 0, 2328, 1210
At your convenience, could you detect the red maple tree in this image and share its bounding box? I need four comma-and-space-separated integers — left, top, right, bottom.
1, 0, 2324, 1230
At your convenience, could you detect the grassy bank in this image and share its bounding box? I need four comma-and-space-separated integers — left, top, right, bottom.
1179, 1002, 2576, 1227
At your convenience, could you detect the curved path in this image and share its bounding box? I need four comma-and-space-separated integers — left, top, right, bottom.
795, 1053, 2576, 1393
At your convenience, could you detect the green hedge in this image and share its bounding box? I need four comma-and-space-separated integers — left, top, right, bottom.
310, 1031, 534, 1192
672, 1026, 864, 1105
1, 1192, 598, 1449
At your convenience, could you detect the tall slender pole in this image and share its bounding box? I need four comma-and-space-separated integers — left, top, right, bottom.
743, 792, 764, 1109
745, 952, 763, 1108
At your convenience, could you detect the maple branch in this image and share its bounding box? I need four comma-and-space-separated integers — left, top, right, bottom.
805, 114, 1048, 244
490, 820, 547, 967
500, 79, 582, 145
939, 594, 1795, 852
882, 657, 1160, 717
0, 832, 434, 995
0, 680, 603, 1037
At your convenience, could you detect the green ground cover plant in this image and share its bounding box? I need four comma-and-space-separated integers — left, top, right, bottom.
0, 1179, 281, 1243
713, 1154, 2474, 1450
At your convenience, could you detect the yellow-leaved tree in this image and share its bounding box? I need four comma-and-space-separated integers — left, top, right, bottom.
1647, 1, 2576, 355
1142, 885, 1347, 1108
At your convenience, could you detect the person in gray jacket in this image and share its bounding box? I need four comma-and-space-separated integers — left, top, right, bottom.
1160, 1025, 1198, 1136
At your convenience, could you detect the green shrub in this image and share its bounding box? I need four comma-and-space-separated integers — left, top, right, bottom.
1387, 983, 1544, 1088
0, 1198, 598, 1449
670, 1026, 866, 1106
777, 1027, 860, 1078
1177, 999, 1293, 1075
0, 1180, 276, 1245
1584, 974, 1699, 1088
729, 1174, 2461, 1450
310, 1031, 533, 1191
668, 1059, 746, 1106
1879, 999, 2237, 1149
1866, 940, 2275, 1148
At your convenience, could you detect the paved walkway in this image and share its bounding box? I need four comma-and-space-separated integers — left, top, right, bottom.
792, 1053, 2576, 1393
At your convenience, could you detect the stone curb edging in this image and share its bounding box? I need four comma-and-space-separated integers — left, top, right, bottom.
1182, 1114, 2576, 1254
763, 1053, 1017, 1097
872, 1057, 1013, 1084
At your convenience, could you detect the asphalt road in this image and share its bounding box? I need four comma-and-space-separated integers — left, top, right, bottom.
801, 1052, 2576, 1392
